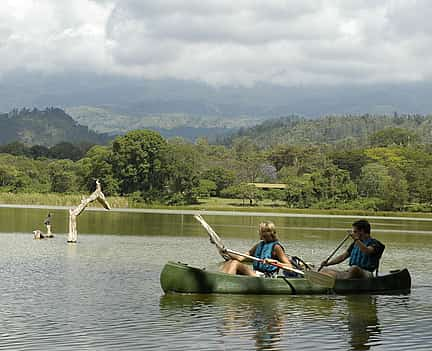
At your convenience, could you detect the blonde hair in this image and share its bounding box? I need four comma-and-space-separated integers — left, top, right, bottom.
259, 221, 278, 242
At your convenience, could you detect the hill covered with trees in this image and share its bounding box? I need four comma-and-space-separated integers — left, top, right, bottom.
0, 107, 111, 147
229, 114, 432, 148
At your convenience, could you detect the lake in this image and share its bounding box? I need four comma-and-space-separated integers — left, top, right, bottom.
0, 207, 431, 350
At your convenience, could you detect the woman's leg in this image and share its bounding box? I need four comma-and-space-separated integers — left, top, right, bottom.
221, 260, 256, 276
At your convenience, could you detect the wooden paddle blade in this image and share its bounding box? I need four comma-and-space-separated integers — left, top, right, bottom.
194, 214, 230, 260
304, 271, 336, 288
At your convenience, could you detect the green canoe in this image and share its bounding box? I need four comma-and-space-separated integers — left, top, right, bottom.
160, 261, 411, 295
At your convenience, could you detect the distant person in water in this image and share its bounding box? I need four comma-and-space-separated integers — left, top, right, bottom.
320, 219, 385, 279
221, 221, 294, 277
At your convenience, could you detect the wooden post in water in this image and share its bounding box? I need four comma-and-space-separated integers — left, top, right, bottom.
67, 180, 111, 243
44, 212, 52, 235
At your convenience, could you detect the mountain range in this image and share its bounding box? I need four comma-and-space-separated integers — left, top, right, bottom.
2, 71, 432, 146
2, 72, 432, 120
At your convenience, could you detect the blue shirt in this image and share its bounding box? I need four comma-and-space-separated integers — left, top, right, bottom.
348, 238, 382, 272
252, 241, 283, 274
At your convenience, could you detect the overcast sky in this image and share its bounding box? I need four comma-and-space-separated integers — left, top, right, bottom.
1, 0, 431, 87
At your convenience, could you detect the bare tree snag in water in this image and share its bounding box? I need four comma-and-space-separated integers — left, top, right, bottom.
67, 180, 111, 243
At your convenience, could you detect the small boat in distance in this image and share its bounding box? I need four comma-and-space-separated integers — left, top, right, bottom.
160, 261, 411, 295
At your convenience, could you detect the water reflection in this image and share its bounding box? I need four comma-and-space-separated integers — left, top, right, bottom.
159, 294, 286, 350
249, 307, 283, 351
220, 298, 285, 351
344, 296, 380, 351
159, 294, 385, 351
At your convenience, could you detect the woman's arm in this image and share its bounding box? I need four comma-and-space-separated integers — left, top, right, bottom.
225, 243, 259, 262
269, 244, 293, 268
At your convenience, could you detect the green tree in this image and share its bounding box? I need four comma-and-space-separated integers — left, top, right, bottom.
202, 167, 236, 196
310, 165, 357, 202
382, 167, 409, 210
405, 165, 432, 204
277, 165, 300, 179
164, 139, 201, 204
75, 145, 119, 195
369, 128, 419, 147
29, 145, 51, 159
49, 142, 85, 161
197, 179, 217, 198
283, 176, 315, 208
364, 147, 410, 171
232, 137, 266, 182
0, 164, 19, 188
357, 163, 390, 198
268, 145, 301, 171
111, 130, 167, 199
48, 159, 78, 193
0, 154, 51, 193
297, 146, 329, 175
330, 149, 369, 179
12, 172, 33, 193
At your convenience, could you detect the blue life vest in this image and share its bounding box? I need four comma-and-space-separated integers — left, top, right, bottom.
348, 238, 384, 272
252, 241, 283, 274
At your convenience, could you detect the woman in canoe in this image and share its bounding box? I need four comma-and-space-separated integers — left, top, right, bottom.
221, 220, 294, 277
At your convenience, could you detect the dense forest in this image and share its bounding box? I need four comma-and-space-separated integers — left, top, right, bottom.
1, 111, 432, 212
228, 113, 432, 147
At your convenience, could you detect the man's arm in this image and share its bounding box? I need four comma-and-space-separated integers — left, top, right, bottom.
350, 231, 376, 255
321, 250, 350, 267
353, 239, 376, 255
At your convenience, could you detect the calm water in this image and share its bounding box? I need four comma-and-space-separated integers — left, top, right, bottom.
0, 207, 431, 350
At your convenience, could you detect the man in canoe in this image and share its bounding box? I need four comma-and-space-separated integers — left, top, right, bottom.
221, 220, 294, 277
320, 219, 385, 279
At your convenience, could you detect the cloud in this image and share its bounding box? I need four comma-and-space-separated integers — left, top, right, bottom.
1, 0, 431, 86
0, 0, 112, 74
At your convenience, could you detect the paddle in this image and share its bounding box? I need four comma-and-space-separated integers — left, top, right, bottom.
224, 247, 305, 275
194, 214, 335, 287
221, 245, 337, 288
194, 214, 231, 261
318, 231, 352, 272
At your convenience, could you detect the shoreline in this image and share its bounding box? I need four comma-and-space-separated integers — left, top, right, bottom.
2, 203, 432, 221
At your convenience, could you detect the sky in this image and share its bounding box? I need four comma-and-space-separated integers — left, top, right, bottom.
1, 0, 431, 88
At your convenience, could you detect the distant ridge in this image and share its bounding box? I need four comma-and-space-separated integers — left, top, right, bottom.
0, 107, 111, 147
228, 114, 432, 147
66, 105, 259, 141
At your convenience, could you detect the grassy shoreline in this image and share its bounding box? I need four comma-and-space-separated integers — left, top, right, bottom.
1, 192, 432, 219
